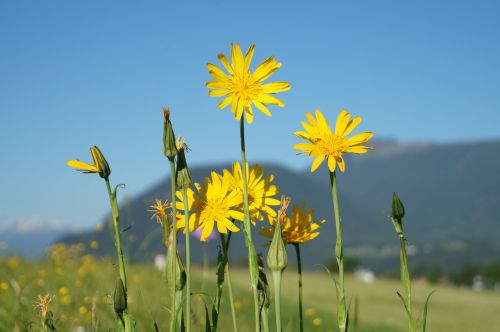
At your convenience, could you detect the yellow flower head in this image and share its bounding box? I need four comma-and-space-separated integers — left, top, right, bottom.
223, 162, 280, 223
294, 109, 374, 173
206, 43, 290, 124
148, 199, 170, 224
176, 171, 244, 241
32, 294, 53, 320
67, 146, 111, 178
261, 202, 325, 244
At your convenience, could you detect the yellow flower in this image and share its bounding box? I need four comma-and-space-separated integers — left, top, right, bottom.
294, 109, 374, 173
176, 171, 244, 241
89, 240, 99, 250
67, 146, 111, 178
206, 43, 290, 124
148, 199, 170, 224
261, 202, 325, 244
223, 162, 280, 223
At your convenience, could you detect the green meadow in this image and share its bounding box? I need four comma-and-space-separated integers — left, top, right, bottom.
2, 255, 499, 331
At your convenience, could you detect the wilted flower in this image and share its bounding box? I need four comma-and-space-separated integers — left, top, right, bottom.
33, 294, 54, 320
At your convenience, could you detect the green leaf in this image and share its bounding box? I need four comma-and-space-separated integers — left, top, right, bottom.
418, 290, 435, 332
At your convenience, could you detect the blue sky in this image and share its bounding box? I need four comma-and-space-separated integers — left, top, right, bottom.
0, 0, 499, 229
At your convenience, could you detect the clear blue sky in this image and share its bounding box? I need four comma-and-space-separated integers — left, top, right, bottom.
1, 0, 499, 229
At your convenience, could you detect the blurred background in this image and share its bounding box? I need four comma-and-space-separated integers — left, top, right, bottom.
1, 1, 500, 329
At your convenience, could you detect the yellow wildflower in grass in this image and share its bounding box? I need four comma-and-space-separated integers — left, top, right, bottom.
148, 199, 170, 224
294, 109, 374, 172
67, 146, 110, 178
206, 43, 290, 124
312, 317, 322, 326
261, 203, 324, 244
224, 162, 280, 223
32, 294, 53, 320
6, 257, 20, 269
176, 171, 244, 241
0, 282, 8, 291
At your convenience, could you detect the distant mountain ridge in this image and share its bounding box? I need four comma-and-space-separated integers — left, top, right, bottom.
56, 139, 500, 271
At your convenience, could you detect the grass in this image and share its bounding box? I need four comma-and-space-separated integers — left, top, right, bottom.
1, 251, 499, 331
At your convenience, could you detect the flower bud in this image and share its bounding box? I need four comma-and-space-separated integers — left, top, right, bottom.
113, 278, 127, 314
391, 192, 405, 220
166, 249, 186, 291
163, 108, 177, 160
267, 220, 287, 272
175, 138, 192, 189
90, 146, 111, 179
390, 192, 405, 237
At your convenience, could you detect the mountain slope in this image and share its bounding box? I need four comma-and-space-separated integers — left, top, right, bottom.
57, 139, 500, 271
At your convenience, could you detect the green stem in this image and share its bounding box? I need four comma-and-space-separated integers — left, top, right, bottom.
294, 244, 304, 332
181, 188, 191, 332
271, 270, 283, 332
399, 233, 415, 331
239, 117, 260, 332
220, 232, 239, 332
261, 308, 270, 332
168, 159, 178, 332
105, 178, 127, 289
329, 171, 347, 332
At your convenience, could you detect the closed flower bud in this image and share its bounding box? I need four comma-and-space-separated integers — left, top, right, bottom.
267, 220, 287, 272
166, 249, 186, 291
175, 138, 192, 189
113, 278, 127, 314
391, 192, 405, 220
90, 146, 111, 179
390, 192, 405, 237
163, 108, 177, 160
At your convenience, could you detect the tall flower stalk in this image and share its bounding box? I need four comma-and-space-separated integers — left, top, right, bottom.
267, 196, 290, 332
206, 43, 289, 332
329, 171, 347, 331
163, 108, 181, 332
390, 193, 434, 332
67, 146, 133, 331
261, 201, 324, 332
176, 138, 193, 332
294, 109, 373, 332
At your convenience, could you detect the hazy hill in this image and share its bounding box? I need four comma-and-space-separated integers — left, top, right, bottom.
57, 139, 500, 272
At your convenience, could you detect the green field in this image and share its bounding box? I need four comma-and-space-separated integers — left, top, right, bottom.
1, 253, 499, 331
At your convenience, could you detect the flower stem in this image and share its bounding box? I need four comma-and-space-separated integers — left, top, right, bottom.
239, 117, 260, 332
220, 232, 238, 332
168, 159, 178, 332
105, 178, 127, 289
329, 171, 347, 332
271, 270, 283, 332
105, 178, 132, 331
293, 243, 304, 332
181, 188, 191, 332
399, 233, 415, 331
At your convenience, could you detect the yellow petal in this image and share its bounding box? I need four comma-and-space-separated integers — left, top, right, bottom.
335, 110, 350, 135
244, 44, 255, 72
217, 53, 233, 74
327, 156, 337, 172
260, 82, 290, 93
342, 115, 362, 137
311, 155, 325, 172
67, 160, 98, 173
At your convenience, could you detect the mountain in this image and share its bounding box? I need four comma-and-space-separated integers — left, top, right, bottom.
0, 219, 78, 259
56, 139, 500, 272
